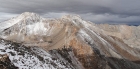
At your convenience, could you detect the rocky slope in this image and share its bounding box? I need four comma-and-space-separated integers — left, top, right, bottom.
0, 38, 83, 69
0, 12, 140, 69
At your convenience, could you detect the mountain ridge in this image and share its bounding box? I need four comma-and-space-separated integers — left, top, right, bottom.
0, 12, 140, 69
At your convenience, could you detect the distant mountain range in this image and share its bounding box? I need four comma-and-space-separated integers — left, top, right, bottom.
0, 12, 140, 69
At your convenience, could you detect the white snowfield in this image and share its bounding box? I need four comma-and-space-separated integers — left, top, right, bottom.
26, 22, 48, 35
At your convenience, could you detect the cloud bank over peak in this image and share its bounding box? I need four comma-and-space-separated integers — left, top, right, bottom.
0, 0, 140, 25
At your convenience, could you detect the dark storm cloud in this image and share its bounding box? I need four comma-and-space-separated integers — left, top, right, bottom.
0, 0, 140, 25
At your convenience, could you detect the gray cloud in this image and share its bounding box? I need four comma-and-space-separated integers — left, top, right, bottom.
0, 0, 140, 25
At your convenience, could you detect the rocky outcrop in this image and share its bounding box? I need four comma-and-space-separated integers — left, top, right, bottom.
0, 54, 18, 69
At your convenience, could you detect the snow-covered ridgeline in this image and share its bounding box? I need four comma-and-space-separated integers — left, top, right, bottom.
0, 39, 72, 69
0, 12, 40, 30
0, 12, 53, 36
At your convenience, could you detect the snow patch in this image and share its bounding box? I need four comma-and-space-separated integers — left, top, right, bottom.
26, 22, 48, 35
78, 29, 94, 44
0, 13, 27, 30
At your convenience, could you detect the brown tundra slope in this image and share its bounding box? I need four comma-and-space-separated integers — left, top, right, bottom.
0, 12, 140, 69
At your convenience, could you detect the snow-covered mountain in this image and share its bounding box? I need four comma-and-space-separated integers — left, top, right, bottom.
0, 12, 140, 69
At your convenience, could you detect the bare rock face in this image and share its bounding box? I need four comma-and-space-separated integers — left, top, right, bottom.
0, 54, 18, 69
0, 12, 140, 69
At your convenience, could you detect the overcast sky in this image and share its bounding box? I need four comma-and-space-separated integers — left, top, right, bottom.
0, 0, 140, 25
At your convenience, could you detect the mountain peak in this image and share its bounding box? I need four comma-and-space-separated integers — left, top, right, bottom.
21, 12, 37, 16
0, 12, 42, 31
19, 12, 40, 18
61, 14, 82, 20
